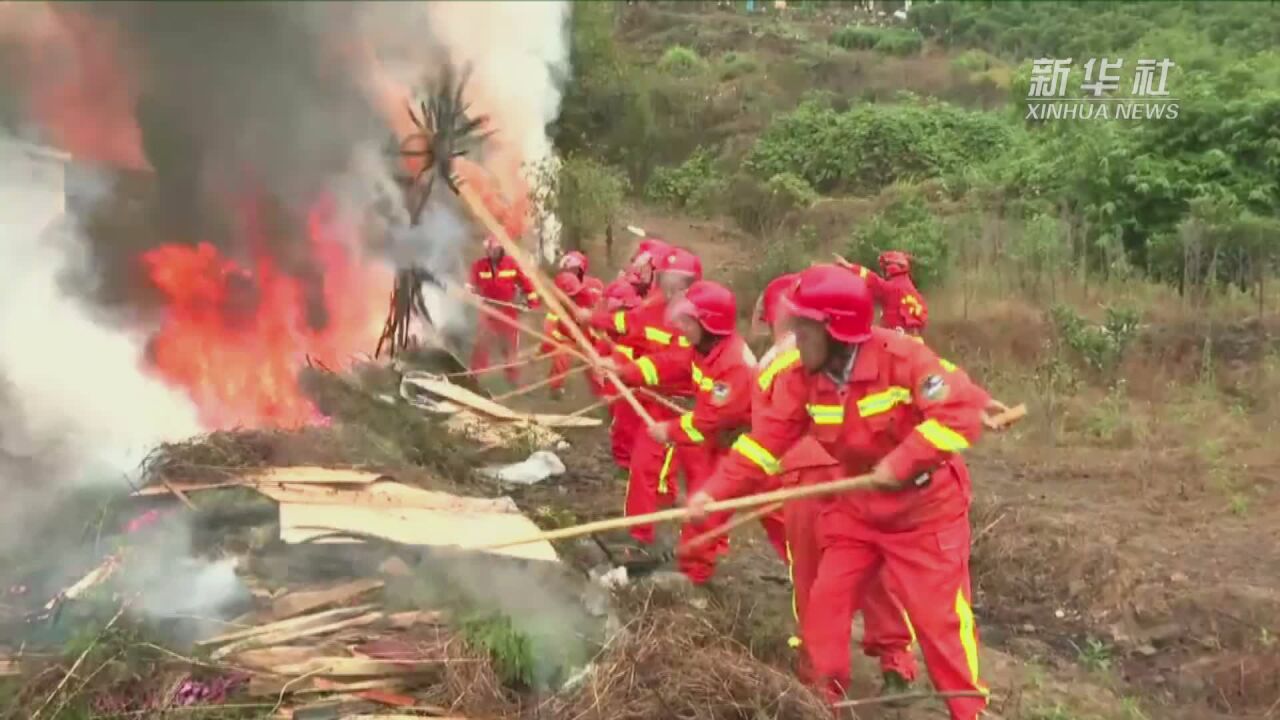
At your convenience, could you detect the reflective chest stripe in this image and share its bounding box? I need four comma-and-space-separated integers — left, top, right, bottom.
757, 348, 801, 391
644, 326, 673, 345
546, 313, 560, 323
806, 404, 845, 425
616, 345, 635, 359
940, 358, 957, 372
478, 271, 494, 279
732, 434, 780, 474
679, 412, 705, 443
857, 386, 911, 417
613, 311, 628, 334
498, 269, 519, 279
635, 357, 660, 385
690, 362, 715, 393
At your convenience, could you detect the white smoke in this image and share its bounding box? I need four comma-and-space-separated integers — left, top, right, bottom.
0, 137, 200, 545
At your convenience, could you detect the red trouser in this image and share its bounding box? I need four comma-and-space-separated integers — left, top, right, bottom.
803, 508, 986, 719
609, 398, 641, 469
470, 310, 521, 384
546, 350, 575, 392
624, 401, 681, 544
674, 443, 729, 583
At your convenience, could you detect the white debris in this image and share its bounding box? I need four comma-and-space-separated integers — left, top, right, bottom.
479, 450, 566, 485
594, 566, 629, 589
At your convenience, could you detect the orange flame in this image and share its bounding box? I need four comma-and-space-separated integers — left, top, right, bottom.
141, 194, 389, 430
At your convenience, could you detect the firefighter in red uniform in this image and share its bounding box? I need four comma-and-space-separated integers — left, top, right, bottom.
609, 280, 761, 582
696, 271, 919, 691
585, 247, 701, 546
622, 237, 671, 298
841, 251, 928, 335
594, 279, 645, 467
469, 237, 540, 384
712, 264, 990, 718
541, 272, 594, 400
559, 250, 605, 308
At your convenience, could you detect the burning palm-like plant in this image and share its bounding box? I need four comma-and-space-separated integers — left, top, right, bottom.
375, 66, 491, 360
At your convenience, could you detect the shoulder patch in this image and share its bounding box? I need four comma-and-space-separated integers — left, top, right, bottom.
920, 374, 949, 402
711, 381, 732, 406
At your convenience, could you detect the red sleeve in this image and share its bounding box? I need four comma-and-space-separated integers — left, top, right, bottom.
617, 346, 691, 388
702, 365, 810, 501
519, 269, 541, 308
880, 345, 988, 484
669, 363, 752, 446
469, 260, 482, 286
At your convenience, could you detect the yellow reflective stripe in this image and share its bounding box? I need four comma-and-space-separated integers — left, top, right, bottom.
658, 445, 675, 494
731, 434, 780, 475
616, 345, 635, 359
635, 357, 660, 386
955, 588, 988, 694
678, 336, 691, 347
679, 413, 704, 443
856, 386, 911, 417
527, 292, 539, 300
546, 313, 560, 322
940, 358, 957, 372
786, 542, 799, 623
806, 404, 844, 425
758, 348, 801, 391
788, 635, 802, 649
903, 609, 917, 645
916, 419, 970, 451
498, 269, 518, 278
478, 271, 493, 279
551, 330, 566, 340
858, 266, 869, 278
644, 326, 673, 345
613, 311, 627, 334
690, 363, 714, 392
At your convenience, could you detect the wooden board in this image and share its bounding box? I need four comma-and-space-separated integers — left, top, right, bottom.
278, 503, 559, 563
270, 579, 385, 621
254, 480, 518, 514
402, 376, 600, 429
133, 467, 389, 497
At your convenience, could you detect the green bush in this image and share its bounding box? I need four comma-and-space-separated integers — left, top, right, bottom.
724, 172, 817, 236
733, 226, 821, 316
830, 25, 923, 56
1050, 305, 1141, 385
539, 154, 629, 250
844, 191, 949, 290
658, 45, 708, 77
645, 147, 721, 211
745, 100, 1012, 194
718, 51, 759, 80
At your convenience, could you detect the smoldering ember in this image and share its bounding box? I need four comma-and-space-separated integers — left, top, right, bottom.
2, 3, 1279, 720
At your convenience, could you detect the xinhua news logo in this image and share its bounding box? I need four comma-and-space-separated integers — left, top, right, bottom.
1026, 58, 1179, 121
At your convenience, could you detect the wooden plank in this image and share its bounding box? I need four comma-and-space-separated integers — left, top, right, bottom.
270, 580, 384, 621
212, 612, 384, 661
229, 646, 328, 672
528, 413, 602, 429
278, 504, 559, 563
402, 376, 600, 429
0, 659, 20, 676
197, 604, 376, 648
245, 467, 389, 485
254, 481, 518, 515
271, 657, 442, 677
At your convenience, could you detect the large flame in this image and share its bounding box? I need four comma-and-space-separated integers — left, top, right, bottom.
141, 194, 388, 430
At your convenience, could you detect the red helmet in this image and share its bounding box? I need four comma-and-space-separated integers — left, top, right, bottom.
604, 279, 641, 311
878, 250, 911, 276
758, 272, 800, 327
786, 264, 874, 343
667, 280, 737, 335
553, 271, 585, 298
631, 237, 671, 269
655, 247, 703, 280
559, 251, 588, 273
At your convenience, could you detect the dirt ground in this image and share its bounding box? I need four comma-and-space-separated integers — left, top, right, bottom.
492, 218, 1280, 720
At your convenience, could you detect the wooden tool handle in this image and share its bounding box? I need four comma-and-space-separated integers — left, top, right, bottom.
987, 402, 1027, 430
678, 502, 782, 554
476, 474, 876, 551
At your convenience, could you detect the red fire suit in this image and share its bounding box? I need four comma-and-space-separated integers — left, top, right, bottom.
469, 255, 539, 383
619, 333, 757, 582
853, 265, 928, 334
540, 293, 594, 393
592, 294, 693, 544
704, 334, 917, 680
805, 329, 989, 718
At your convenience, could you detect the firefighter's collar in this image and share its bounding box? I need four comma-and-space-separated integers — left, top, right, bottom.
823, 344, 859, 387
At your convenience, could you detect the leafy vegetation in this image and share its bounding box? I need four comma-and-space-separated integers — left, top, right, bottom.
830, 25, 923, 56
658, 45, 708, 77
645, 147, 721, 211
844, 191, 950, 290
539, 154, 629, 250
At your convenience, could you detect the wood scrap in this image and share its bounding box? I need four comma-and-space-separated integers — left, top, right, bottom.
212, 611, 384, 660
271, 580, 385, 621
401, 375, 600, 428
0, 659, 20, 676
253, 481, 518, 515
354, 690, 417, 707
44, 556, 119, 610
277, 503, 559, 563
198, 604, 377, 648
271, 657, 443, 677
252, 676, 408, 697
245, 467, 390, 485
343, 716, 469, 720
230, 646, 330, 672
443, 410, 565, 450
386, 611, 445, 630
